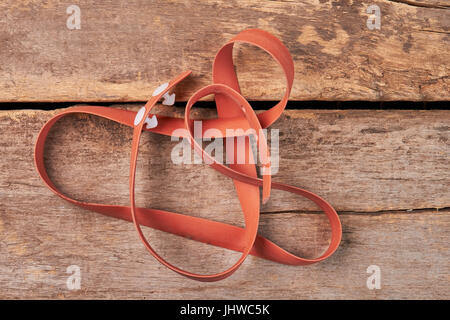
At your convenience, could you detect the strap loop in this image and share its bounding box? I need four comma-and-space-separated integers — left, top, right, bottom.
34, 29, 342, 282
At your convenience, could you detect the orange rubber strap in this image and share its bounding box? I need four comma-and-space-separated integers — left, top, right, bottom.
34, 29, 341, 282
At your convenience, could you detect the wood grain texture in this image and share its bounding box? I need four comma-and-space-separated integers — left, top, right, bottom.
1, 208, 449, 300
0, 106, 449, 299
0, 0, 449, 102
3, 105, 447, 213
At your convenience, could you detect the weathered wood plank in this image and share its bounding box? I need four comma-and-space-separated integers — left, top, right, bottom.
0, 106, 449, 299
0, 205, 448, 299
1, 105, 447, 213
0, 0, 449, 102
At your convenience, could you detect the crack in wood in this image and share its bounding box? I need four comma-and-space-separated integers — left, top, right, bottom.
388, 0, 450, 9
261, 207, 450, 215
417, 29, 450, 35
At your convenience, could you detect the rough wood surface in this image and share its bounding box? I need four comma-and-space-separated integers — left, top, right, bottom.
0, 106, 449, 299
0, 0, 449, 102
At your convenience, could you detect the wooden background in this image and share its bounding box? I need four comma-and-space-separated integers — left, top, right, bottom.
0, 0, 449, 299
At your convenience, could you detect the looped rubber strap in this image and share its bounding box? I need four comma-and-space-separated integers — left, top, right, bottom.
213, 28, 294, 129
34, 29, 342, 282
